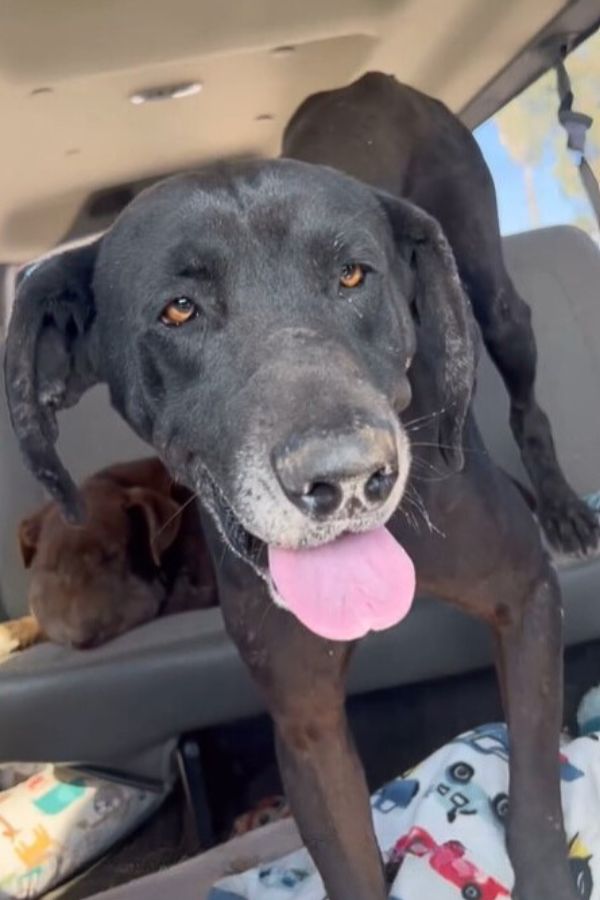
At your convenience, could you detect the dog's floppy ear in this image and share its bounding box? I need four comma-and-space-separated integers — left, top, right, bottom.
18, 509, 47, 568
376, 192, 478, 471
4, 241, 101, 521
124, 487, 182, 566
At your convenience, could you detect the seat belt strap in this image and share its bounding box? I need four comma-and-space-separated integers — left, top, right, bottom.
555, 52, 600, 228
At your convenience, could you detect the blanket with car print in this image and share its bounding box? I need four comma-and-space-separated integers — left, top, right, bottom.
210, 703, 600, 900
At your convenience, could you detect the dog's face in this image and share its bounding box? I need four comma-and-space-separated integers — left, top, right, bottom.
19, 479, 181, 647
6, 159, 476, 635
93, 162, 419, 560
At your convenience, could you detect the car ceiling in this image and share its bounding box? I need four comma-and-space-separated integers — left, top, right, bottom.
0, 0, 592, 262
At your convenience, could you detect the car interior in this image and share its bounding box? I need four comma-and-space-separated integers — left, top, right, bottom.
1, 1, 600, 897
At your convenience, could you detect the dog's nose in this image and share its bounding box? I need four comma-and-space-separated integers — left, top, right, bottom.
273, 425, 399, 519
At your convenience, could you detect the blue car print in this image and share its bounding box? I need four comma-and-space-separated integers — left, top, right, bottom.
453, 723, 510, 761
454, 723, 584, 782
372, 778, 420, 814
258, 866, 309, 889
426, 761, 509, 827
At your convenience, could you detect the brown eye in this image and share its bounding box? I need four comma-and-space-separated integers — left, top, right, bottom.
339, 263, 366, 289
160, 297, 197, 327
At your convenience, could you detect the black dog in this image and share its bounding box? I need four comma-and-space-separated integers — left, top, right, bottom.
4, 74, 582, 900
283, 72, 598, 556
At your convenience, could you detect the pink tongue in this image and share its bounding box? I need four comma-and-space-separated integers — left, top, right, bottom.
268, 527, 415, 641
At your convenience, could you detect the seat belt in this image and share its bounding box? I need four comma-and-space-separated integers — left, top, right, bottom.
555, 49, 600, 228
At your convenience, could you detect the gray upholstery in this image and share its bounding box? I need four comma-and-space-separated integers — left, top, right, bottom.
1, 224, 599, 767
475, 225, 600, 496
83, 819, 304, 900
0, 366, 44, 619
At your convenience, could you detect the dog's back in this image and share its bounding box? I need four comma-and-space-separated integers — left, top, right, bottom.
282, 71, 499, 261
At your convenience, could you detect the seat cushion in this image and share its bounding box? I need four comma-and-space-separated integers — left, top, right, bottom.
0, 556, 598, 764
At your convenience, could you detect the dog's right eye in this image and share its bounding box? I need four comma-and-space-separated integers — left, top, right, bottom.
159, 297, 198, 327
339, 263, 368, 289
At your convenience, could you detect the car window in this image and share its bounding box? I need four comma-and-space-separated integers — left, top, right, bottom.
475, 29, 600, 243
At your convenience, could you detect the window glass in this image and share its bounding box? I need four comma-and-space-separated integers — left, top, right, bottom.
475, 29, 600, 242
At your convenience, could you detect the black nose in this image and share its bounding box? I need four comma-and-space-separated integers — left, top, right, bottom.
296, 480, 343, 517
273, 425, 399, 519
364, 468, 398, 504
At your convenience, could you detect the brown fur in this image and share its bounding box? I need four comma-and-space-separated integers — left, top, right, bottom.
3, 457, 217, 652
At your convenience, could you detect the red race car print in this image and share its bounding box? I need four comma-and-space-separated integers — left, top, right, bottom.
392, 826, 510, 900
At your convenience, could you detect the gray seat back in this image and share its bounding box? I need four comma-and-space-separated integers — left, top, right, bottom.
475, 225, 600, 496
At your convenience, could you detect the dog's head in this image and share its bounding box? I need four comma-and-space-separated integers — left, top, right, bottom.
6, 160, 476, 639
18, 476, 182, 647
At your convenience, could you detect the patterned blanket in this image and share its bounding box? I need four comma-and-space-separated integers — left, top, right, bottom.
210, 713, 600, 900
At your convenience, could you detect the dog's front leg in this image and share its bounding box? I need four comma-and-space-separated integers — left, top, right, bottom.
219, 570, 387, 900
273, 685, 386, 899
494, 566, 576, 900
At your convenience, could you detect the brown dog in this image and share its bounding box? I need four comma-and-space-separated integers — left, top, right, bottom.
0, 457, 217, 653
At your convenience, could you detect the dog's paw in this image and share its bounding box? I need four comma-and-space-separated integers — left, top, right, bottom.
539, 489, 600, 557
0, 624, 20, 662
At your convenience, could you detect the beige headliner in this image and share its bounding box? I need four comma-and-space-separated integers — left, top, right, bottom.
0, 0, 568, 262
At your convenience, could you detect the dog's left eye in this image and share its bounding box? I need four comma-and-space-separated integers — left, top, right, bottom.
339, 263, 368, 289
160, 297, 198, 327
